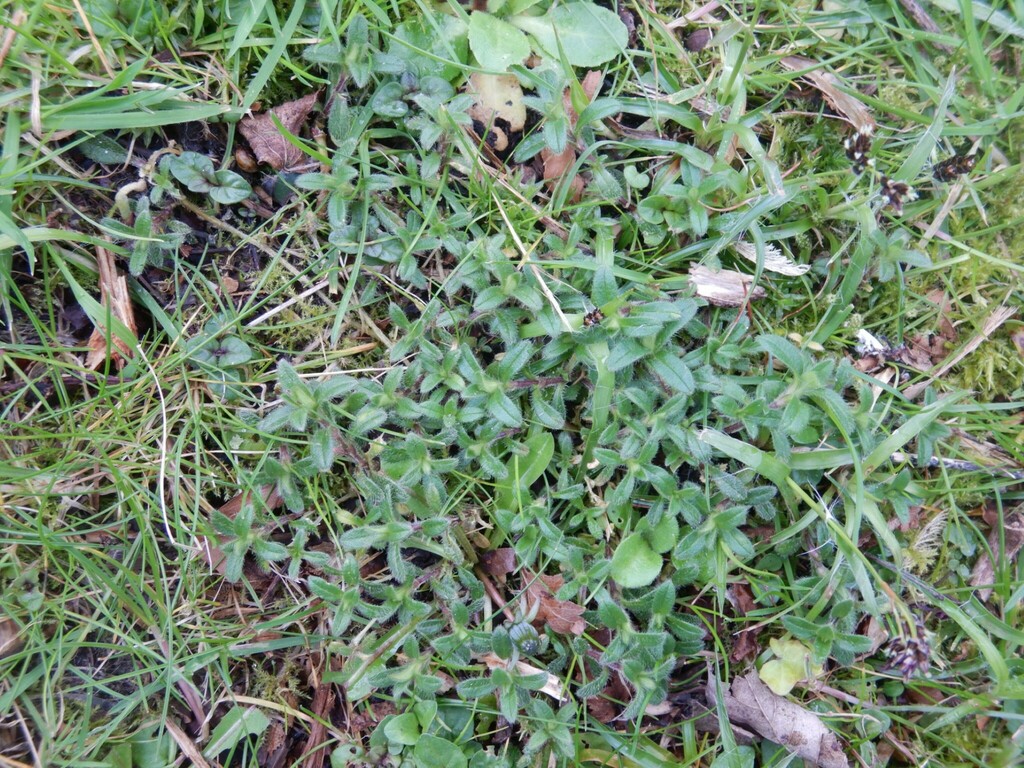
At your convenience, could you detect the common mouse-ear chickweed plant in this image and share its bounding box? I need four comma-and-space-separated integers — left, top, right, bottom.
1, 0, 1021, 766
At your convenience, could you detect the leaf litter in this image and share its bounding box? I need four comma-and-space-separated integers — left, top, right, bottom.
709, 670, 850, 768
239, 92, 320, 172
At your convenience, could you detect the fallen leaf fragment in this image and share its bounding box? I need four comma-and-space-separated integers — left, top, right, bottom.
85, 246, 137, 370
709, 671, 850, 768
780, 56, 875, 134
481, 547, 516, 581
903, 304, 1017, 400
539, 71, 602, 200
733, 241, 810, 276
0, 613, 23, 659
729, 581, 761, 663
481, 652, 568, 703
689, 265, 766, 307
523, 571, 587, 636
239, 92, 319, 172
970, 505, 1024, 601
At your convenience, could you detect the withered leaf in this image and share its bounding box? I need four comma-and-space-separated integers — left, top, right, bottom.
709, 671, 849, 768
85, 246, 137, 370
733, 241, 810, 276
970, 505, 1024, 601
239, 92, 319, 172
524, 572, 586, 636
481, 547, 516, 581
689, 265, 766, 307
780, 56, 875, 134
0, 613, 23, 660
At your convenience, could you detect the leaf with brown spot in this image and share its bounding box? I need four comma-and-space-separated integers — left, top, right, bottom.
239, 92, 319, 172
465, 74, 525, 153
523, 572, 586, 636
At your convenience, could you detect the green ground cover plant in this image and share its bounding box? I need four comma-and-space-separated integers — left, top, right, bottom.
1, 0, 1024, 766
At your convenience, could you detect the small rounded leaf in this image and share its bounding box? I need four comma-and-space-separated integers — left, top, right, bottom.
610, 532, 662, 588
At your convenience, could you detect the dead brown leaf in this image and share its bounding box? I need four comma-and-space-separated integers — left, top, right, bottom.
539, 71, 602, 200
1012, 329, 1024, 358
689, 265, 766, 307
481, 547, 516, 581
540, 145, 584, 200
729, 581, 761, 663
970, 505, 1024, 601
85, 246, 137, 370
586, 695, 619, 723
584, 671, 632, 723
709, 671, 850, 768
565, 70, 604, 130
903, 304, 1017, 400
0, 612, 23, 659
733, 241, 810, 276
523, 571, 587, 636
239, 92, 319, 172
780, 56, 875, 134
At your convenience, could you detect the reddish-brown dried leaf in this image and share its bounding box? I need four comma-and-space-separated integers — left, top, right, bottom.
85, 246, 137, 370
540, 70, 602, 200
0, 614, 23, 660
729, 581, 761, 662
481, 547, 516, 580
524, 572, 586, 636
239, 92, 319, 171
586, 695, 619, 723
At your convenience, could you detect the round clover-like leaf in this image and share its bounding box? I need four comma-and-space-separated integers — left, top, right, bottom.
610, 531, 662, 588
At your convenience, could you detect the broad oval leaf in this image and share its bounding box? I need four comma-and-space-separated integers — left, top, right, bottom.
468, 11, 531, 71
383, 712, 421, 746
513, 3, 628, 67
610, 531, 662, 588
168, 151, 216, 191
209, 170, 252, 204
414, 734, 468, 768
